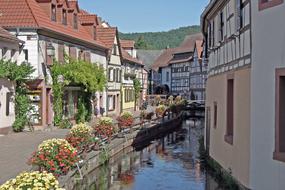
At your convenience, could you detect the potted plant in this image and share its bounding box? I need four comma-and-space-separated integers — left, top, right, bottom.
65, 123, 93, 152
29, 139, 78, 176
94, 117, 115, 140
155, 105, 166, 118
0, 171, 63, 190
117, 111, 134, 130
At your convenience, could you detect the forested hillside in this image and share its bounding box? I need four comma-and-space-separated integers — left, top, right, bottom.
119, 25, 201, 50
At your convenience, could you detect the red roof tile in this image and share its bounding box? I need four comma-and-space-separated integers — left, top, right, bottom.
120, 39, 135, 49
79, 14, 99, 25
96, 27, 117, 49
0, 0, 107, 50
0, 27, 21, 42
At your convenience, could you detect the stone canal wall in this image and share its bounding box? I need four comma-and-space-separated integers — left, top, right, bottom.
59, 116, 183, 189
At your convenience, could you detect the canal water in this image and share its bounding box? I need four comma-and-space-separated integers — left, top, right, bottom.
75, 119, 223, 190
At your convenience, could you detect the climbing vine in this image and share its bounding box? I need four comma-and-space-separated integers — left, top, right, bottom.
0, 59, 35, 132
133, 78, 141, 111
51, 57, 107, 125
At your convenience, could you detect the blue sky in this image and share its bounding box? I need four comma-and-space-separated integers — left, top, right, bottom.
79, 0, 209, 33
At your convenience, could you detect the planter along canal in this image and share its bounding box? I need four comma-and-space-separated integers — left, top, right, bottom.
71, 119, 224, 190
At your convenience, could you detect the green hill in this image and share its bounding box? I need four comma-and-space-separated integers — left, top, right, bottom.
119, 25, 201, 50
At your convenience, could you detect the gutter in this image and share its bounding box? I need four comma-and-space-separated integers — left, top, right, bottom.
200, 0, 218, 34
38, 27, 109, 51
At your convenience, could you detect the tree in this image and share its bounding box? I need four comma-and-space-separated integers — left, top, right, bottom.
135, 36, 148, 49
133, 78, 141, 111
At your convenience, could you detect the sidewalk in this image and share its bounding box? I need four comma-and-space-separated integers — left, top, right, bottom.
0, 129, 68, 184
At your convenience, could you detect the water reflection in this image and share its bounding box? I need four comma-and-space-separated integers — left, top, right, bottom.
74, 119, 222, 190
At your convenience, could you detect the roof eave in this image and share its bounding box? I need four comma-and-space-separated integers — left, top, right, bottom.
38, 27, 109, 51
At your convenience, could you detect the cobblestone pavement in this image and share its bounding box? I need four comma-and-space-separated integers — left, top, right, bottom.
0, 129, 68, 184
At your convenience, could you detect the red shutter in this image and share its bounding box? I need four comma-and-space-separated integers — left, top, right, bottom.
58, 44, 64, 63
84, 51, 91, 63
46, 43, 53, 66
69, 46, 77, 59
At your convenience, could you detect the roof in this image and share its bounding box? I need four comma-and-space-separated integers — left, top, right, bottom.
169, 52, 193, 64
0, 0, 107, 50
0, 27, 21, 43
151, 48, 177, 71
79, 14, 99, 25
120, 40, 135, 49
137, 50, 163, 70
151, 33, 203, 71
121, 48, 143, 65
96, 27, 117, 49
179, 33, 203, 52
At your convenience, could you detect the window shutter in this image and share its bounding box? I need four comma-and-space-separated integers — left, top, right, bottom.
84, 51, 91, 63
69, 46, 77, 59
46, 43, 53, 66
58, 44, 64, 63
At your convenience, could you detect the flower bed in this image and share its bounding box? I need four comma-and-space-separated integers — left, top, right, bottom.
94, 117, 115, 140
155, 105, 166, 117
29, 139, 78, 176
66, 123, 93, 151
0, 171, 63, 190
117, 111, 134, 129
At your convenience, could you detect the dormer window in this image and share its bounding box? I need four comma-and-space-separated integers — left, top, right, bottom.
73, 13, 78, 29
62, 9, 67, 25
51, 4, 56, 22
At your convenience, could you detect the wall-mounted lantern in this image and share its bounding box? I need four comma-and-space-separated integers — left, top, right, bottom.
47, 42, 55, 57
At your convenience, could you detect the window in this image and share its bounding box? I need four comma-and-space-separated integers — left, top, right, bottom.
51, 4, 56, 22
212, 20, 215, 47
116, 69, 120, 82
274, 68, 285, 162
219, 11, 224, 41
108, 95, 115, 111
208, 22, 212, 48
166, 72, 169, 82
113, 45, 118, 55
108, 68, 113, 82
23, 49, 28, 62
6, 92, 13, 116
62, 9, 67, 25
259, 0, 283, 10
214, 102, 218, 128
73, 14, 78, 29
236, 0, 243, 30
225, 76, 234, 145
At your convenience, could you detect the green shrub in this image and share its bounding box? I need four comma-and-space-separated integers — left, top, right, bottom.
58, 119, 72, 129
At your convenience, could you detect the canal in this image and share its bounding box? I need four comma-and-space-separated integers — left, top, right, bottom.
74, 119, 223, 190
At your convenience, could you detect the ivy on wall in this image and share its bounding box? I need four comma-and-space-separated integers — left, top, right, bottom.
51, 57, 107, 125
0, 59, 35, 132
